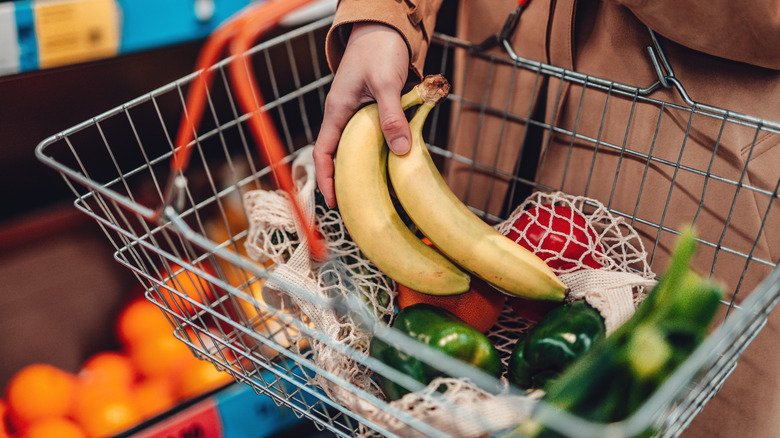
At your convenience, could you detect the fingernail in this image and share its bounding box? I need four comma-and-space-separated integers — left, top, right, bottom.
389, 137, 409, 155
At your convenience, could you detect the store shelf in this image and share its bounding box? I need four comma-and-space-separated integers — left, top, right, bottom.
0, 0, 252, 77
124, 365, 321, 438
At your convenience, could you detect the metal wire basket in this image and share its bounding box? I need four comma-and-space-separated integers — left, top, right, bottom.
35, 13, 779, 438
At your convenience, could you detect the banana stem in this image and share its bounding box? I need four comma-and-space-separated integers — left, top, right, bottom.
410, 102, 435, 133
400, 74, 450, 111
401, 88, 424, 109
404, 75, 449, 134
415, 74, 451, 105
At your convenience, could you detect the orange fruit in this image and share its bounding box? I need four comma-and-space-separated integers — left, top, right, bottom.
4, 364, 77, 430
161, 264, 215, 317
70, 384, 142, 438
180, 326, 237, 362
204, 199, 249, 256
395, 237, 507, 333
131, 377, 176, 420
174, 358, 233, 401
396, 277, 507, 333
128, 333, 194, 380
0, 400, 11, 437
116, 298, 172, 348
78, 352, 136, 393
20, 418, 87, 438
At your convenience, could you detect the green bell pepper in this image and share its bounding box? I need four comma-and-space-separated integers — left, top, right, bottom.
369, 303, 502, 400
508, 300, 605, 390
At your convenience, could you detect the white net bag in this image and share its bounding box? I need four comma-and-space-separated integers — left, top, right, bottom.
242, 146, 657, 436
243, 146, 394, 404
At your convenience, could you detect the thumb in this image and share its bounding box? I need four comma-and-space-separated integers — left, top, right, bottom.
375, 93, 412, 155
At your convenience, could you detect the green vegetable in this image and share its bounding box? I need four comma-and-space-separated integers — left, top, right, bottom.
369, 303, 502, 400
504, 228, 724, 438
508, 300, 605, 390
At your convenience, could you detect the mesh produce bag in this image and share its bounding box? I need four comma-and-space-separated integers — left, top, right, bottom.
497, 191, 658, 334
242, 146, 656, 436
243, 146, 394, 403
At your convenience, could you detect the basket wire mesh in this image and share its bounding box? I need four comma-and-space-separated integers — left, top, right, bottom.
35, 13, 779, 438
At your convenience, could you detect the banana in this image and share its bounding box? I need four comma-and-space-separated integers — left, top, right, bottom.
333, 76, 470, 296
386, 81, 568, 302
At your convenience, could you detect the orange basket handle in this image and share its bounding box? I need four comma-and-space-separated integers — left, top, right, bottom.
168, 0, 327, 260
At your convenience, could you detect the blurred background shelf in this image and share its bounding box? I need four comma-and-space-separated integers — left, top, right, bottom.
0, 0, 252, 77
0, 0, 335, 225
0, 0, 336, 77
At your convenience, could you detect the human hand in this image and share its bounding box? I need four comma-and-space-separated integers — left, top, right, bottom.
313, 22, 411, 208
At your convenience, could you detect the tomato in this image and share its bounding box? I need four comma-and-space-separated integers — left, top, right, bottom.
506, 297, 561, 324
505, 205, 603, 271
504, 205, 604, 321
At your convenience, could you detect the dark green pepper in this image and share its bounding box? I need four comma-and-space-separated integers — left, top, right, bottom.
508, 300, 605, 389
369, 303, 502, 400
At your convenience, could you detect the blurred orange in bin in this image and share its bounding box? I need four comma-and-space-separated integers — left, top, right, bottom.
4, 363, 77, 430
2, 283, 240, 437
116, 298, 172, 347
70, 382, 141, 438
18, 417, 86, 438
131, 377, 177, 421
162, 264, 217, 317
128, 333, 193, 381
78, 352, 136, 394
175, 358, 234, 401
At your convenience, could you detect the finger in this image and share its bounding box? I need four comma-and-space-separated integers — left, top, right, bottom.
312, 143, 336, 209
374, 86, 412, 155
313, 96, 357, 208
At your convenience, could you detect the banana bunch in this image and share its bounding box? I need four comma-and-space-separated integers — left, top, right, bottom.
335, 75, 567, 301
334, 77, 470, 296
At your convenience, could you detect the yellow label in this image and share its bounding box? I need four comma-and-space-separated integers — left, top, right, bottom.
34, 0, 120, 69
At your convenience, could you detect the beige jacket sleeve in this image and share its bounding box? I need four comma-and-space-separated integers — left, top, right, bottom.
614, 0, 780, 70
325, 0, 444, 79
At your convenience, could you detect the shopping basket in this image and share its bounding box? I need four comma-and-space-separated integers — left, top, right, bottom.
35, 8, 779, 438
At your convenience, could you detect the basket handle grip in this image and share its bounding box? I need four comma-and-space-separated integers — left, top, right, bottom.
167, 0, 328, 260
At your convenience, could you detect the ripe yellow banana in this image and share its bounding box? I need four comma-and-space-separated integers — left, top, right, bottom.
387, 83, 568, 302
334, 76, 470, 296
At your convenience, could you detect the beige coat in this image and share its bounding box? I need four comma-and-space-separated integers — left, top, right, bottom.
326, 1, 780, 436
